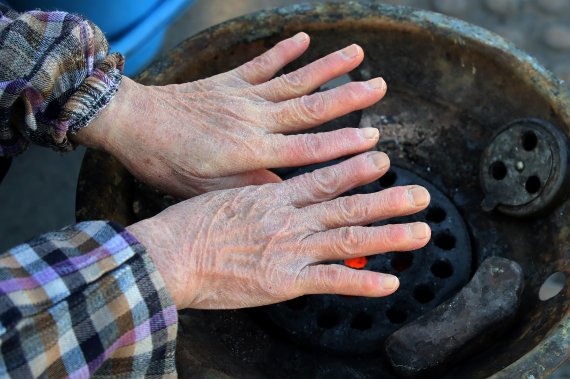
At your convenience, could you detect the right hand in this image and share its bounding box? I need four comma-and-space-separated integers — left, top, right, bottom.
127, 152, 431, 310
77, 33, 386, 198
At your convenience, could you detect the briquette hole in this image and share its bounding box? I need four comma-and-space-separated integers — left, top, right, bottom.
525, 175, 541, 194
350, 313, 373, 331
425, 207, 446, 223
391, 252, 414, 272
431, 260, 453, 279
386, 307, 408, 324
317, 309, 341, 329
522, 131, 538, 151
434, 232, 456, 250
490, 161, 507, 180
413, 284, 435, 304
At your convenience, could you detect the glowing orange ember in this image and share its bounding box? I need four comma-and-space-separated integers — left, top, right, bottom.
344, 257, 368, 269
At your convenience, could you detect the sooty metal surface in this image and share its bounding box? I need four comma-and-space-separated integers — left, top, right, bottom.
263, 163, 472, 354
480, 118, 570, 217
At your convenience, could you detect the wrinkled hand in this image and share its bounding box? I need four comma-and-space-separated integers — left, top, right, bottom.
127, 153, 431, 310
78, 33, 386, 197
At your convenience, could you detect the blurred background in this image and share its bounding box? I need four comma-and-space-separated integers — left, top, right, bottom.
0, 1, 568, 376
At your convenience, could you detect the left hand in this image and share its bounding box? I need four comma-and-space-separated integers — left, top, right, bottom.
76, 33, 386, 197
127, 152, 432, 309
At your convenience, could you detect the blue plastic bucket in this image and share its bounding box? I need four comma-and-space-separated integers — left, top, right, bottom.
6, 0, 160, 39
6, 0, 194, 76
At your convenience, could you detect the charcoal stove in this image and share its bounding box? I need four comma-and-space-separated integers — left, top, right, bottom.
76, 2, 570, 378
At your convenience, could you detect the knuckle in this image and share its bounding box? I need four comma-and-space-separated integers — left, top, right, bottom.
361, 274, 378, 293
279, 72, 305, 95
301, 135, 325, 160
310, 167, 339, 196
270, 105, 289, 125
336, 227, 363, 255
338, 82, 365, 105
274, 38, 290, 51
261, 268, 293, 299
244, 54, 273, 74
335, 196, 362, 223
342, 226, 361, 246
382, 187, 409, 213
347, 82, 364, 100
317, 267, 341, 291
383, 224, 410, 246
300, 93, 327, 121
254, 53, 273, 69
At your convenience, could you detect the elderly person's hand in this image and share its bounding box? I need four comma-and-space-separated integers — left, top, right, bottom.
76, 33, 385, 197
127, 152, 431, 309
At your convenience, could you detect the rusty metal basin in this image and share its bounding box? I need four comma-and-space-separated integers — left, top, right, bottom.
76, 2, 570, 378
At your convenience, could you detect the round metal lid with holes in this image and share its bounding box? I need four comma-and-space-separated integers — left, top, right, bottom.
263, 162, 472, 355
480, 118, 570, 217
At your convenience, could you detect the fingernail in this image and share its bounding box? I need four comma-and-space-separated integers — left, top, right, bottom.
408, 186, 430, 207
340, 44, 360, 59
367, 77, 386, 90
382, 275, 399, 290
368, 152, 389, 170
360, 127, 379, 140
410, 222, 430, 240
294, 32, 309, 43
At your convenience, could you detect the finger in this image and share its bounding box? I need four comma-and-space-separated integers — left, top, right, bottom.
306, 223, 431, 262
304, 185, 430, 230
253, 44, 364, 102
233, 32, 310, 85
299, 264, 400, 297
191, 169, 282, 194
268, 78, 386, 133
265, 127, 379, 168
285, 152, 389, 207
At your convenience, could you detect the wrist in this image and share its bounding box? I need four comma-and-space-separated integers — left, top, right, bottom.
126, 218, 186, 309
72, 76, 140, 151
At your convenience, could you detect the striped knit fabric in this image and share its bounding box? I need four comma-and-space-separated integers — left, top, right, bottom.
0, 221, 178, 378
0, 5, 124, 156
0, 5, 180, 377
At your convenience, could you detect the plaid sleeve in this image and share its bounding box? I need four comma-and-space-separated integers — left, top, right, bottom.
0, 5, 125, 156
0, 221, 178, 378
